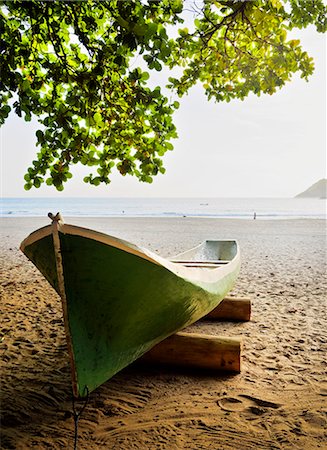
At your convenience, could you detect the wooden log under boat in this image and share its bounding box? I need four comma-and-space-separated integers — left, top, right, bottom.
203, 296, 251, 321
140, 332, 242, 373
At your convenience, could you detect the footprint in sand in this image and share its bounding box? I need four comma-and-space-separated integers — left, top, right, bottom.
218, 394, 281, 416
318, 386, 327, 397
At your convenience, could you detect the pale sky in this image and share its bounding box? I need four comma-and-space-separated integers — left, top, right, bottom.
1, 26, 326, 198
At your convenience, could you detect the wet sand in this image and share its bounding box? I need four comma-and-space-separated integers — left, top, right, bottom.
1, 217, 326, 449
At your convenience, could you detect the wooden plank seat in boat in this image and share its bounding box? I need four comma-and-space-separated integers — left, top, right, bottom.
171, 260, 229, 268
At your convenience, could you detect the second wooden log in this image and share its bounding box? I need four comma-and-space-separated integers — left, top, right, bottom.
203, 296, 251, 321
140, 331, 242, 373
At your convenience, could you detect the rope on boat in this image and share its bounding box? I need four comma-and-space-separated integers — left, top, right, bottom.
72, 386, 89, 450
48, 212, 63, 222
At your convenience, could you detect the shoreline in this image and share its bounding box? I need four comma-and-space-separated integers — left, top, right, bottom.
0, 214, 327, 221
2, 197, 326, 223
1, 217, 326, 449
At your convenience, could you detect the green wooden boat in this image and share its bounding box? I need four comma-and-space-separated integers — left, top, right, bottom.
20, 214, 240, 398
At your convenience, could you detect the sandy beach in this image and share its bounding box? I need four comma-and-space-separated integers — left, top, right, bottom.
1, 216, 326, 449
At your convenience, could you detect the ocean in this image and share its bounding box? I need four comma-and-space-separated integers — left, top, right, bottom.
0, 197, 326, 219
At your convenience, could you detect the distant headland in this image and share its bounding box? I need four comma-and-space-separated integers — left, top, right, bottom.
295, 179, 327, 199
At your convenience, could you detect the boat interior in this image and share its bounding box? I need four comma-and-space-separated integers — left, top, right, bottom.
170, 240, 238, 269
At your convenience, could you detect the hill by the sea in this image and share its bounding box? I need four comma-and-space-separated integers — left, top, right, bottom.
295, 179, 327, 199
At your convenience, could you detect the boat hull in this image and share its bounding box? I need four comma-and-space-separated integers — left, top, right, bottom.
21, 222, 240, 397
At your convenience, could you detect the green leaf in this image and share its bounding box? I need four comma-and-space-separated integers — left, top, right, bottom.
178, 28, 189, 37
154, 61, 162, 71
93, 112, 102, 124
141, 71, 150, 81
36, 130, 44, 142
24, 182, 32, 191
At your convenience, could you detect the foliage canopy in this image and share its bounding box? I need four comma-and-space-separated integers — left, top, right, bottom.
0, 0, 326, 190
